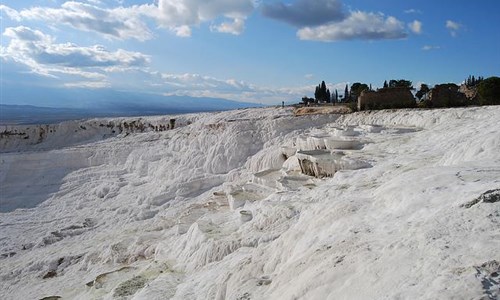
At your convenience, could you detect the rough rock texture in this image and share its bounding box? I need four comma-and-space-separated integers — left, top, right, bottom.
293, 106, 351, 116
358, 87, 415, 111
428, 84, 468, 107
459, 84, 479, 101
1, 106, 499, 300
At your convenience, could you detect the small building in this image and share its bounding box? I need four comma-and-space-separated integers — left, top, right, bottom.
428, 84, 467, 107
358, 87, 415, 111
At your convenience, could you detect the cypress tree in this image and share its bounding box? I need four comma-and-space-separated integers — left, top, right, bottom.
320, 81, 327, 102
314, 81, 330, 102
344, 84, 349, 102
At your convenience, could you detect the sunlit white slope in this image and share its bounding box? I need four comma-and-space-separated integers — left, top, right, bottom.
0, 106, 499, 300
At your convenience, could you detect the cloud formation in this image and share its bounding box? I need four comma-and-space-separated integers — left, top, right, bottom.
154, 0, 253, 24
0, 24, 347, 104
409, 20, 422, 34
0, 5, 21, 21
446, 20, 461, 37
153, 72, 347, 104
262, 0, 345, 27
1, 26, 149, 82
3, 0, 410, 41
210, 18, 246, 35
446, 20, 461, 30
404, 9, 422, 14
1, 0, 256, 39
2, 2, 154, 41
0, 25, 320, 103
422, 45, 440, 51
297, 11, 407, 42
64, 81, 111, 89
262, 0, 407, 42
150, 0, 255, 36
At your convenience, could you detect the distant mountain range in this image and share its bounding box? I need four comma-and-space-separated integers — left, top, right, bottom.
0, 87, 262, 124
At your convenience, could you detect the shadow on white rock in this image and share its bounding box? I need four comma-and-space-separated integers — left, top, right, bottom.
296, 150, 371, 178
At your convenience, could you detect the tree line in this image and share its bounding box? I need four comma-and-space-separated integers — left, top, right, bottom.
301, 75, 500, 108
303, 79, 412, 105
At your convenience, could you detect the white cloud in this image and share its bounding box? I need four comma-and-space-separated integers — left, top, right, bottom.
83, 0, 103, 4
210, 18, 245, 35
446, 20, 461, 30
64, 81, 111, 89
154, 72, 347, 104
0, 5, 21, 21
172, 25, 192, 37
1, 0, 255, 39
404, 9, 422, 14
3, 32, 345, 104
297, 11, 407, 42
160, 73, 254, 92
305, 74, 314, 79
6, 2, 154, 41
149, 0, 255, 36
422, 45, 440, 51
262, 1, 408, 43
409, 20, 422, 34
446, 20, 461, 37
3, 25, 52, 43
2, 26, 149, 83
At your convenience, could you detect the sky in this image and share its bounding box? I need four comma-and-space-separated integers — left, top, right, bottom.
1, 0, 499, 107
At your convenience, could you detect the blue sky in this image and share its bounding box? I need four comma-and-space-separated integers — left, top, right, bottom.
1, 0, 499, 107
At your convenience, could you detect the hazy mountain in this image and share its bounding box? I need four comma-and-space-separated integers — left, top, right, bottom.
0, 87, 262, 124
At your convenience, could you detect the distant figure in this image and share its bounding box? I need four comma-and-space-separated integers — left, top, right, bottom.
282, 101, 285, 108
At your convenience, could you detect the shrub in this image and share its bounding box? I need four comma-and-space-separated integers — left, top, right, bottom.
346, 102, 358, 112
418, 100, 432, 108
478, 76, 500, 105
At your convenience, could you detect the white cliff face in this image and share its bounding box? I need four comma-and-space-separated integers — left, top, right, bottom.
0, 106, 499, 300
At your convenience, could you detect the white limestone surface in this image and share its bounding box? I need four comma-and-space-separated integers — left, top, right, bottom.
1, 106, 499, 300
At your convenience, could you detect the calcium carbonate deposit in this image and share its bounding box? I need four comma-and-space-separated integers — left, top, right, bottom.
1, 106, 499, 299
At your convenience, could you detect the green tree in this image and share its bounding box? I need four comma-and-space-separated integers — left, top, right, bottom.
466, 75, 484, 87
321, 81, 327, 93
415, 84, 430, 100
344, 84, 349, 102
383, 80, 388, 88
302, 96, 314, 105
320, 81, 327, 102
478, 76, 500, 105
389, 79, 413, 89
350, 82, 369, 100
314, 81, 330, 102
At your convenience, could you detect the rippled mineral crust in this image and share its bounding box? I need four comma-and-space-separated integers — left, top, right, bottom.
1, 106, 499, 300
